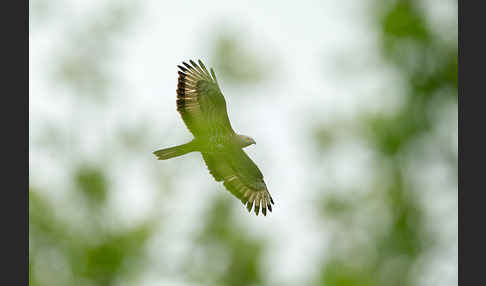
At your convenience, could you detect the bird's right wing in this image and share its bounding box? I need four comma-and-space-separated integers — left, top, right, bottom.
176, 60, 235, 137
202, 147, 274, 216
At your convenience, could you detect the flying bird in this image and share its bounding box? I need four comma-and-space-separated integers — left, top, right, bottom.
153, 60, 274, 216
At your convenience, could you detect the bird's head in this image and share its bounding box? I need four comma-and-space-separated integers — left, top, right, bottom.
237, 134, 256, 148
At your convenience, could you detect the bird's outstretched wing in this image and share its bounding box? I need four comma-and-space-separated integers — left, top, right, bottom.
176, 60, 235, 137
202, 146, 274, 216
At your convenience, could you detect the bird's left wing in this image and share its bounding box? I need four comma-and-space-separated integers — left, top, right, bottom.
176, 60, 235, 137
202, 147, 274, 216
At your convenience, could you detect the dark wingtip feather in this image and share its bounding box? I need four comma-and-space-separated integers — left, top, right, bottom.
210, 68, 217, 82
182, 61, 193, 70
267, 204, 272, 212
178, 65, 188, 72
189, 59, 198, 68
198, 60, 210, 75
247, 202, 253, 212
270, 196, 275, 205
262, 207, 267, 216
255, 204, 260, 216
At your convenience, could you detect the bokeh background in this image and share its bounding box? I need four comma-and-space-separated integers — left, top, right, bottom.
29, 0, 458, 285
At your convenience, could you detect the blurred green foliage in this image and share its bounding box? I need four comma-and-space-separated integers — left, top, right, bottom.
210, 28, 266, 85
185, 195, 266, 286
53, 3, 137, 100
70, 225, 151, 285
30, 182, 154, 286
314, 1, 457, 285
30, 4, 154, 284
75, 164, 108, 206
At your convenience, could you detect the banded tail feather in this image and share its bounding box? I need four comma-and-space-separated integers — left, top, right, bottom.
153, 142, 195, 160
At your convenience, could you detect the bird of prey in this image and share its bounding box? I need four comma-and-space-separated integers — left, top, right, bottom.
153, 59, 274, 216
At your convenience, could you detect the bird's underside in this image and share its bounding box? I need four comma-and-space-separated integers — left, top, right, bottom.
153, 59, 274, 216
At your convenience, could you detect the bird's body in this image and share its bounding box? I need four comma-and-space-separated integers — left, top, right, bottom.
154, 60, 274, 216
